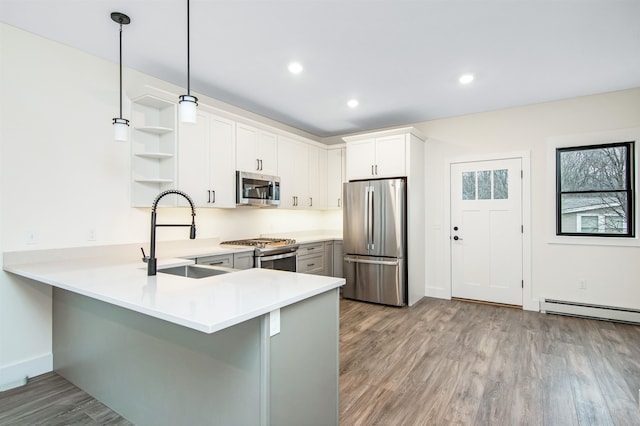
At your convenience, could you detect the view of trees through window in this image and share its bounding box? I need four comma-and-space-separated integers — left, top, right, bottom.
557, 142, 634, 236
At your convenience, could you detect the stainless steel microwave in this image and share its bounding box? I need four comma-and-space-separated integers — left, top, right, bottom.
236, 171, 281, 206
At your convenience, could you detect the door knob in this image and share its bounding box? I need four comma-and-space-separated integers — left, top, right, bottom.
453, 236, 463, 241
453, 226, 459, 231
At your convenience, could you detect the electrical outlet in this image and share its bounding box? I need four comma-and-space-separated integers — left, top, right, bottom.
87, 228, 96, 241
578, 279, 587, 290
25, 230, 38, 245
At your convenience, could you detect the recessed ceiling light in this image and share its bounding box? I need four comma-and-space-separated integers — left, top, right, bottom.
347, 99, 359, 108
288, 62, 303, 74
459, 74, 474, 85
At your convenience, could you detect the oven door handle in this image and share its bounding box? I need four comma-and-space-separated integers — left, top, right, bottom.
259, 251, 298, 262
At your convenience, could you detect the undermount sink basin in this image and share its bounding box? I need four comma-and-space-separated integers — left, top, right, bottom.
158, 264, 232, 279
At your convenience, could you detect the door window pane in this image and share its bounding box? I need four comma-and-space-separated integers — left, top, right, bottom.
478, 170, 491, 200
493, 169, 508, 199
462, 172, 475, 200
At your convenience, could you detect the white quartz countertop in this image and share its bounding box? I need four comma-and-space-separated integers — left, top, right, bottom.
4, 257, 344, 334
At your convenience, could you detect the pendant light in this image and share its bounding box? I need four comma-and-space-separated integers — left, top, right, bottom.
111, 12, 131, 141
179, 0, 198, 123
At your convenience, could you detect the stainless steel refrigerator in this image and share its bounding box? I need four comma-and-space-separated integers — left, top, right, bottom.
343, 178, 407, 306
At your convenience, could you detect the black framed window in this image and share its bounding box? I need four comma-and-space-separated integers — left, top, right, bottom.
556, 141, 635, 237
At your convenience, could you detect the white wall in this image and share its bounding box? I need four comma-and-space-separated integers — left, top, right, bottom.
412, 88, 640, 310
0, 24, 332, 388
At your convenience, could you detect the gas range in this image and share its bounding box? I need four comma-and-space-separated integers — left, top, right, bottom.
221, 237, 298, 256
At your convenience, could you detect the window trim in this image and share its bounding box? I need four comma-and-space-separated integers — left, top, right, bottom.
555, 141, 635, 238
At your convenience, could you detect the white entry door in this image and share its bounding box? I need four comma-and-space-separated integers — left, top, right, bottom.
450, 158, 523, 305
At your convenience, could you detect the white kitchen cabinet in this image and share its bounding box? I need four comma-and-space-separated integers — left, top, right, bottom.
307, 145, 327, 209
178, 110, 236, 208
327, 148, 345, 209
277, 136, 309, 208
278, 137, 327, 210
345, 134, 406, 180
131, 95, 178, 207
236, 123, 277, 175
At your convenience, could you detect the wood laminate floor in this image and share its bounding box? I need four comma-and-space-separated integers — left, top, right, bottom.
340, 297, 640, 426
1, 297, 639, 425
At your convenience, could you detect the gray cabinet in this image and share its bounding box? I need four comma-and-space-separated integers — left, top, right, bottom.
270, 289, 339, 425
195, 252, 254, 269
324, 241, 333, 276
195, 253, 233, 268
233, 251, 254, 269
332, 240, 343, 278
297, 242, 324, 275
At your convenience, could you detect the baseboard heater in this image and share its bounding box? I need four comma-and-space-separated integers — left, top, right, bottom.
540, 299, 640, 325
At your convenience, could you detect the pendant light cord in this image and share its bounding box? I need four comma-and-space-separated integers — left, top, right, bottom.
119, 22, 123, 119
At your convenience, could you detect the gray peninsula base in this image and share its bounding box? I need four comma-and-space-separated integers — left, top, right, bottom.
52, 287, 339, 426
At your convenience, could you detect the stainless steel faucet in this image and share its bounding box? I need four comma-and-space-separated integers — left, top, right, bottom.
143, 189, 196, 276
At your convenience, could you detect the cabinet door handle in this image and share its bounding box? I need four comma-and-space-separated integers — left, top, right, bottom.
259, 159, 263, 170
308, 263, 315, 267
212, 190, 216, 204
371, 165, 374, 175
307, 247, 315, 251
256, 159, 260, 170
309, 197, 313, 207
207, 190, 211, 203
210, 261, 224, 265
375, 164, 378, 175
338, 198, 341, 207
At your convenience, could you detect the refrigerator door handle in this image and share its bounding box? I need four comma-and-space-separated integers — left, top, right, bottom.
369, 186, 375, 251
365, 186, 370, 250
344, 256, 399, 266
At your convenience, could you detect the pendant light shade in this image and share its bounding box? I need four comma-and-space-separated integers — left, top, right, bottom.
113, 117, 129, 141
179, 95, 198, 124
179, 0, 198, 124
111, 12, 131, 141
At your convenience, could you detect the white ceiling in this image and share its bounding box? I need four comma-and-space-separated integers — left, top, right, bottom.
2, 0, 640, 138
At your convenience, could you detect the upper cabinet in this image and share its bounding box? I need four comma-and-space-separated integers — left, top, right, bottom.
277, 138, 327, 209
345, 134, 406, 180
327, 147, 346, 209
131, 95, 178, 207
178, 109, 236, 208
236, 123, 278, 175
278, 136, 308, 208
308, 145, 327, 209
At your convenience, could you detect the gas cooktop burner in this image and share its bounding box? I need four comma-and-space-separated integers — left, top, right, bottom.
221, 237, 297, 249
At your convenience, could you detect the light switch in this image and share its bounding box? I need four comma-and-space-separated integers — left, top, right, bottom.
269, 309, 280, 336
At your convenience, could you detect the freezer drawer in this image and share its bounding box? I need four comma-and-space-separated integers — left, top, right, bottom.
343, 256, 406, 306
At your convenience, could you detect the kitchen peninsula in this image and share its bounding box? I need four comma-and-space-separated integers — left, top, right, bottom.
3, 240, 344, 426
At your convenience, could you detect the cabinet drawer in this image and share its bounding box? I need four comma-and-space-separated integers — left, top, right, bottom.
298, 242, 324, 256
195, 253, 233, 268
298, 253, 324, 275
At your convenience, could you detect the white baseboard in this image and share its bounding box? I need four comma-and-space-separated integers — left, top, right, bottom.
523, 298, 539, 312
425, 286, 451, 300
0, 353, 52, 391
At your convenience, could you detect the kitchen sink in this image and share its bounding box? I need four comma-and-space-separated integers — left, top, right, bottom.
157, 264, 233, 279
